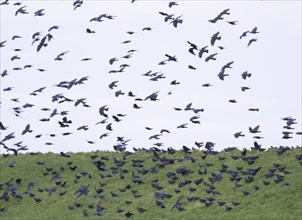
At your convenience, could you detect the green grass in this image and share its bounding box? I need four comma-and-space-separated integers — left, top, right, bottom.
0, 147, 301, 220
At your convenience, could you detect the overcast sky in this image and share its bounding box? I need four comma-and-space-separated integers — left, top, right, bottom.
0, 0, 301, 153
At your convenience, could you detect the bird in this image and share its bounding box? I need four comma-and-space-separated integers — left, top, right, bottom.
250, 27, 259, 34
109, 57, 118, 65
48, 25, 60, 32
188, 65, 197, 70
106, 123, 113, 131
242, 190, 250, 196
86, 28, 95, 33
241, 71, 252, 79
248, 108, 259, 112
99, 105, 109, 118
12, 35, 22, 40
240, 31, 249, 39
34, 9, 45, 16
241, 86, 250, 92
198, 46, 209, 58
247, 38, 257, 47
0, 0, 9, 5
137, 207, 146, 213
169, 1, 178, 8
142, 27, 152, 31
125, 211, 133, 218
218, 70, 229, 80
226, 20, 238, 25
234, 132, 245, 138
54, 51, 69, 61
0, 40, 6, 47
133, 104, 142, 109
249, 125, 261, 133
15, 6, 29, 16
210, 32, 221, 46
21, 124, 33, 135
177, 123, 188, 129
229, 99, 238, 103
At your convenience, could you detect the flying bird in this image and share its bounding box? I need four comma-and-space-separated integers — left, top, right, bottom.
54, 51, 69, 61
86, 28, 95, 33
34, 9, 45, 16
249, 125, 261, 133
247, 38, 257, 47
226, 21, 238, 25
22, 124, 33, 135
205, 53, 218, 62
168, 1, 178, 8
210, 32, 221, 46
15, 6, 29, 16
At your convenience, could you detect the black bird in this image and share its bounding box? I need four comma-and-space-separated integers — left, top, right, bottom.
34, 9, 45, 16
249, 125, 260, 133
0, 0, 9, 5
133, 103, 142, 109
241, 86, 250, 92
247, 38, 257, 47
250, 27, 259, 34
229, 99, 237, 103
210, 32, 221, 46
169, 1, 178, 8
240, 31, 249, 39
242, 71, 252, 79
54, 51, 69, 61
125, 211, 133, 218
86, 28, 95, 33
199, 46, 209, 58
187, 41, 198, 55
234, 132, 245, 138
249, 108, 259, 112
205, 53, 218, 62
226, 21, 238, 25
0, 40, 6, 47
188, 65, 197, 70
142, 27, 152, 31
99, 105, 109, 117
242, 190, 250, 196
15, 6, 29, 16
137, 207, 146, 213
106, 123, 113, 131
155, 200, 165, 208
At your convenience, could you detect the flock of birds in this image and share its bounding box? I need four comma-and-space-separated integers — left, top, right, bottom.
1, 143, 302, 217
0, 0, 301, 156
0, 0, 301, 218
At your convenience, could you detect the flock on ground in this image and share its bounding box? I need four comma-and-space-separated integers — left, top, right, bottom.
1, 146, 302, 217
0, 0, 301, 154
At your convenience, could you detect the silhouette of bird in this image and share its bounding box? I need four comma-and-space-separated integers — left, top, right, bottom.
210, 32, 221, 46
250, 27, 259, 34
247, 38, 257, 47
249, 125, 261, 133
234, 132, 245, 138
205, 53, 218, 62
169, 1, 178, 8
198, 46, 209, 58
240, 31, 249, 39
54, 51, 69, 61
226, 20, 238, 25
34, 9, 45, 16
241, 71, 252, 79
86, 28, 95, 33
15, 6, 29, 16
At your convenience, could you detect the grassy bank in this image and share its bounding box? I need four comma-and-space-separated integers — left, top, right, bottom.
0, 147, 301, 219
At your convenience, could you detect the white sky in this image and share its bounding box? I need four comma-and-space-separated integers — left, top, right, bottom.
0, 0, 301, 153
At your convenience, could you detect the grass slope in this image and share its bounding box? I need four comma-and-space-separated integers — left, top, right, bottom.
0, 147, 301, 220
